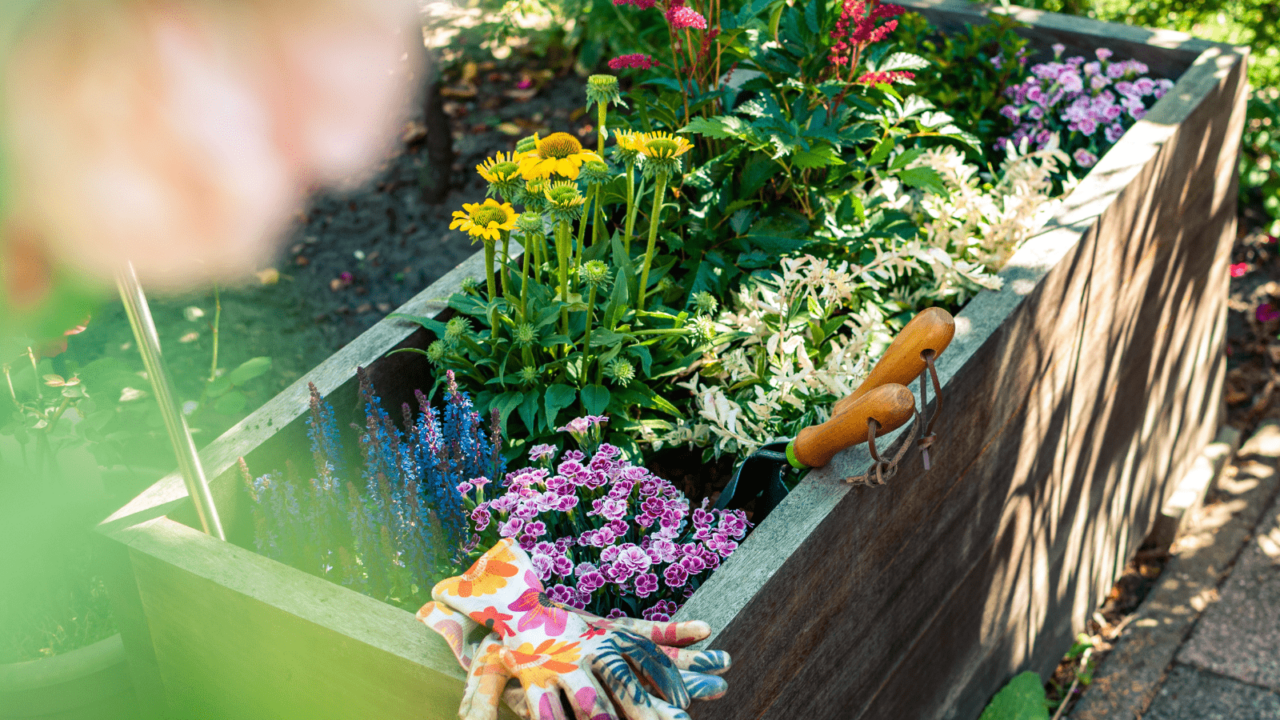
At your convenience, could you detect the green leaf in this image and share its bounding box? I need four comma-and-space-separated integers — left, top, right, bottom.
214, 392, 247, 416
889, 147, 922, 171
518, 391, 541, 434
869, 136, 896, 166
978, 672, 1049, 720
544, 384, 577, 429
205, 376, 234, 398
680, 116, 747, 140
228, 356, 272, 386
740, 154, 782, 196
581, 385, 611, 415
792, 145, 844, 169
491, 391, 524, 436
899, 166, 949, 196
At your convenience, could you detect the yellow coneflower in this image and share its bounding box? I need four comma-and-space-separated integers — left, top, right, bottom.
518, 132, 603, 180
638, 132, 694, 177
613, 130, 649, 165
449, 199, 518, 242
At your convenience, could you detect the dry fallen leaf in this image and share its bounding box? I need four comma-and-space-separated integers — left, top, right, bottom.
401, 121, 428, 145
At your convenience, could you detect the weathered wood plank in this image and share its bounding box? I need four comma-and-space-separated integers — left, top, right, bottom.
116, 516, 516, 720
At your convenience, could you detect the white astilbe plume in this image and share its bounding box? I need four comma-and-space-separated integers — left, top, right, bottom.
900, 140, 1069, 304
646, 255, 898, 458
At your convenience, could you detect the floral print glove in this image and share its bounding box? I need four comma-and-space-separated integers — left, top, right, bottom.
418, 539, 731, 720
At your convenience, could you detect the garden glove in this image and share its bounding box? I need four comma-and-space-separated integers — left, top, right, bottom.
418, 538, 731, 720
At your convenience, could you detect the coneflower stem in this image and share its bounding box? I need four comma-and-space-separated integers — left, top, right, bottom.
637, 172, 669, 311
624, 161, 637, 253
520, 239, 531, 322
500, 231, 511, 298
556, 221, 572, 350
591, 184, 603, 248
597, 103, 607, 157
483, 240, 497, 303
575, 197, 590, 269
582, 283, 598, 387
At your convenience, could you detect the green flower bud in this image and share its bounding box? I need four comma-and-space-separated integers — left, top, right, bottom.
605, 358, 635, 387
580, 160, 610, 186
460, 276, 480, 294
515, 133, 540, 155
515, 323, 536, 347
515, 212, 545, 236
692, 291, 718, 316
585, 74, 625, 110
579, 260, 611, 289
426, 340, 448, 365
518, 365, 539, 386
445, 316, 471, 342
690, 315, 716, 342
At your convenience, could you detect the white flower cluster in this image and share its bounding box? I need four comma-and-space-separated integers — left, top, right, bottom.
648, 142, 1067, 458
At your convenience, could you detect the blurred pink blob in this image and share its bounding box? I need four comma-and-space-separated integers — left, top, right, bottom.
3, 0, 420, 291
1230, 262, 1249, 278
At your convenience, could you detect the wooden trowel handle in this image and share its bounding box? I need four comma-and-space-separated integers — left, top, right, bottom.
788, 384, 915, 469
832, 307, 955, 417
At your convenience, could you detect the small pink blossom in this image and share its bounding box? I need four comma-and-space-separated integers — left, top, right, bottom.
666, 5, 707, 29
608, 53, 660, 71
1230, 262, 1249, 278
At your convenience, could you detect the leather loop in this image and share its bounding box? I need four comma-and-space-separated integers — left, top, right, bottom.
844, 410, 919, 487
916, 350, 943, 471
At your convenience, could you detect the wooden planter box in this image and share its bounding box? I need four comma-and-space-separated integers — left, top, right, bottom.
97, 3, 1247, 719
0, 636, 137, 720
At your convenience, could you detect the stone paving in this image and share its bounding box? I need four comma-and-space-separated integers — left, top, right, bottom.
1070, 421, 1280, 719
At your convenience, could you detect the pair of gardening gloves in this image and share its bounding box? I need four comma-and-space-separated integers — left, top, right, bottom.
418, 539, 732, 720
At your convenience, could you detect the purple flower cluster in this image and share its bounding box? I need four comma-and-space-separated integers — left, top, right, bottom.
998, 45, 1174, 168
242, 370, 504, 611
461, 417, 751, 619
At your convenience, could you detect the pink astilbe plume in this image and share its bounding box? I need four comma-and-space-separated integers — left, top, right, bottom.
666, 5, 708, 29
608, 53, 660, 70
857, 70, 915, 85
829, 0, 905, 67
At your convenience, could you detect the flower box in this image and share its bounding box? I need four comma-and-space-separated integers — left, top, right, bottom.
97, 2, 1247, 719
0, 636, 137, 720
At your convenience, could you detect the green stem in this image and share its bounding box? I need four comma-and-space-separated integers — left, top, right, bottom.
582, 284, 598, 386
556, 221, 572, 350
500, 232, 511, 298
209, 283, 221, 383
575, 197, 590, 269
520, 241, 531, 322
26, 347, 40, 399
484, 240, 497, 301
591, 184, 603, 248
624, 161, 638, 254
598, 104, 607, 157
637, 172, 669, 311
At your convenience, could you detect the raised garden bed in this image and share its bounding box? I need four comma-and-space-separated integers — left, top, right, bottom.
0, 635, 136, 720
96, 2, 1248, 718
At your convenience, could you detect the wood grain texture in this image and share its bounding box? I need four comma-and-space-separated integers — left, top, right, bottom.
96, 4, 1245, 719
